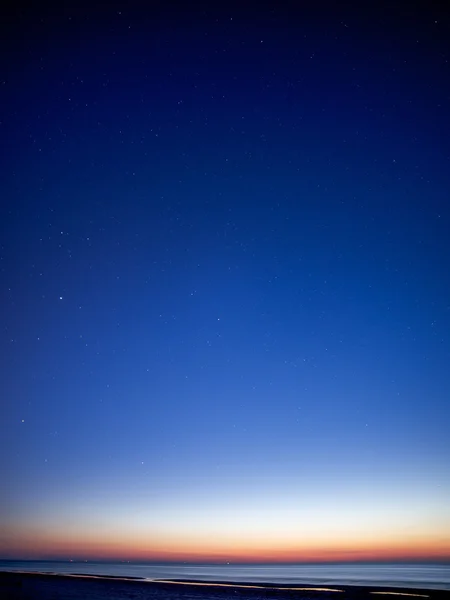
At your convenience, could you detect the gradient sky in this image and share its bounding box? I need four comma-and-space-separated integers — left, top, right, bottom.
1, 1, 449, 562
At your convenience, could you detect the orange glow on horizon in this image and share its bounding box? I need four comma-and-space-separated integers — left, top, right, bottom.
2, 521, 450, 562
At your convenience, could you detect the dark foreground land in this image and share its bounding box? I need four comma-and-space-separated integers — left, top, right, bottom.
1, 572, 449, 600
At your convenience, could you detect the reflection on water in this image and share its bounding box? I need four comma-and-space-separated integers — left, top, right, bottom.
0, 561, 449, 590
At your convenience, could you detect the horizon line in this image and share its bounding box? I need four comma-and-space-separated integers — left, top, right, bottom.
2, 558, 450, 564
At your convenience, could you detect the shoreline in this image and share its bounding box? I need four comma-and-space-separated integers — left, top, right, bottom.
1, 571, 449, 600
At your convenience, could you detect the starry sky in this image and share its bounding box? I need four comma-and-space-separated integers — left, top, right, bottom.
1, 1, 450, 562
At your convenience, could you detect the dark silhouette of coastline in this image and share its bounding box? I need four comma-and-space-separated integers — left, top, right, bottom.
1, 571, 449, 600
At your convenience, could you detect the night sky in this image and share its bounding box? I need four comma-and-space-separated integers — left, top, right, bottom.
1, 1, 449, 562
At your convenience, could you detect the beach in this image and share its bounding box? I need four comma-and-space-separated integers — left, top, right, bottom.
1, 572, 448, 600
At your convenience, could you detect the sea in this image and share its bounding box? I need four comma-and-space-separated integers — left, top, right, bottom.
0, 561, 449, 591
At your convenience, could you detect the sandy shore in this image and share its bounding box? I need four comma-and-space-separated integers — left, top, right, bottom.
0, 571, 448, 600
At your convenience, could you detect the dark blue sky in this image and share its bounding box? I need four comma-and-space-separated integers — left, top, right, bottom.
1, 1, 449, 561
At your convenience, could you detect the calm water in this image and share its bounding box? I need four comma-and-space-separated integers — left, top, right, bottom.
0, 561, 449, 590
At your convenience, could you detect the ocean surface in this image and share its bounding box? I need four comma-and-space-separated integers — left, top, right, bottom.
0, 561, 449, 591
